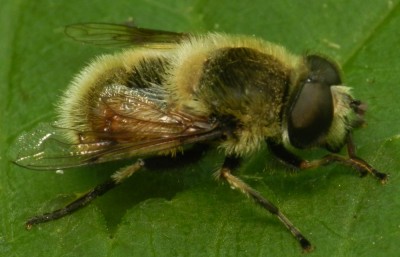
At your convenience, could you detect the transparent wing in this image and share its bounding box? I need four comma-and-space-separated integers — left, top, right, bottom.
10, 121, 222, 170
10, 85, 221, 170
64, 23, 190, 48
92, 84, 216, 141
10, 123, 110, 170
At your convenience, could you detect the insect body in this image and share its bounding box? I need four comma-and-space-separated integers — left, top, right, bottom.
11, 23, 387, 252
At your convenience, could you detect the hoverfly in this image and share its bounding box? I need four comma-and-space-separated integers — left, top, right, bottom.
11, 22, 388, 252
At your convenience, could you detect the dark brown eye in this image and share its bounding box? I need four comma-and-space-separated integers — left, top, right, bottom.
287, 55, 341, 148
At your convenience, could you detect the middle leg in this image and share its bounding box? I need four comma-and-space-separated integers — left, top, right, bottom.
217, 156, 313, 252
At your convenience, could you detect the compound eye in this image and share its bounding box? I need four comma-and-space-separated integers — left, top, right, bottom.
306, 55, 342, 86
288, 55, 341, 148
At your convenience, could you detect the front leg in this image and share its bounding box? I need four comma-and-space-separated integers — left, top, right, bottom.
267, 136, 387, 183
217, 156, 313, 252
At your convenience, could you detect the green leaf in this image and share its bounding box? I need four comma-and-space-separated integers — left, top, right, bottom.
2, 1, 399, 257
